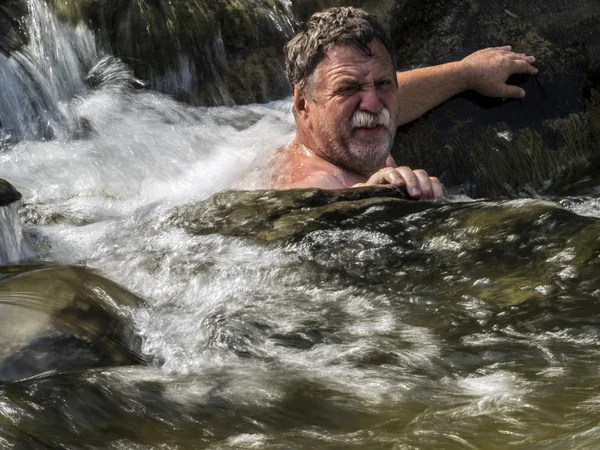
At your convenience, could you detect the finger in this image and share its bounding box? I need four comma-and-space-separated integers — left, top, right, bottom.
513, 59, 539, 75
516, 54, 536, 64
366, 167, 403, 186
383, 168, 405, 186
414, 169, 433, 199
396, 166, 420, 198
367, 168, 389, 185
508, 52, 536, 63
500, 84, 526, 99
493, 45, 512, 51
430, 177, 444, 199
385, 154, 399, 168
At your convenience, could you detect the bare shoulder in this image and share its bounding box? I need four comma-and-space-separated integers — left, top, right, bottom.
278, 170, 346, 189
271, 143, 342, 189
271, 142, 372, 190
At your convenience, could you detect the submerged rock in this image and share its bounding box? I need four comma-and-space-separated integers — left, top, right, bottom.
167, 186, 600, 308
0, 265, 147, 382
0, 178, 36, 265
168, 186, 431, 242
0, 178, 21, 206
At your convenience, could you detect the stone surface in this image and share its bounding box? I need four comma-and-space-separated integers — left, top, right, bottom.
6, 0, 599, 196
168, 186, 430, 242
0, 265, 147, 382
0, 178, 21, 206
50, 0, 296, 106
45, 0, 396, 106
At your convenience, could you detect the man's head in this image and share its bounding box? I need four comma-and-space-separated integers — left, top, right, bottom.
285, 7, 396, 96
284, 7, 399, 175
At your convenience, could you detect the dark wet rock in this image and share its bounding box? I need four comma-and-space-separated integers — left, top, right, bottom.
0, 265, 147, 382
294, 196, 600, 308
390, 0, 600, 198
35, 0, 600, 196
50, 0, 296, 106
0, 178, 21, 206
167, 186, 437, 242
0, 0, 28, 54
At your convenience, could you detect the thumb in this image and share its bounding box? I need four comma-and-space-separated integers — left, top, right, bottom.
500, 85, 525, 99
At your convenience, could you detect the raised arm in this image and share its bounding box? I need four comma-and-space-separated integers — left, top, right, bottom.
396, 46, 538, 126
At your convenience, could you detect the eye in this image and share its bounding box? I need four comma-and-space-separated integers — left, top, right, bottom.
376, 79, 395, 90
335, 85, 359, 96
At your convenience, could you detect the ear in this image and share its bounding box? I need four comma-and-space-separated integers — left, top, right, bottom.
293, 86, 312, 127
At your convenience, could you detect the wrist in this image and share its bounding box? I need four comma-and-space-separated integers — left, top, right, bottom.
454, 59, 475, 92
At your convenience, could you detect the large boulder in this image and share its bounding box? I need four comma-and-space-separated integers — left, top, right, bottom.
390, 0, 600, 197
0, 265, 147, 382
169, 186, 600, 309
33, 0, 600, 196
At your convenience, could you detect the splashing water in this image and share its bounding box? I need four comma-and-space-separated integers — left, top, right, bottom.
0, 203, 36, 264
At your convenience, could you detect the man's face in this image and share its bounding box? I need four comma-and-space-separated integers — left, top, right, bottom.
304, 40, 399, 175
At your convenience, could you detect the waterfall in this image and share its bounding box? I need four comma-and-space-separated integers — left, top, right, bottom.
0, 0, 136, 142
0, 203, 36, 265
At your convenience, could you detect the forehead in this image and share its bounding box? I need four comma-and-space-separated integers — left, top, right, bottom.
316, 41, 394, 85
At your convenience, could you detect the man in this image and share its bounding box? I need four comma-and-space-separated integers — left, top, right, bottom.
272, 7, 538, 199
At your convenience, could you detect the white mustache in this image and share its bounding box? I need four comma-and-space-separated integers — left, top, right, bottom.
351, 108, 390, 129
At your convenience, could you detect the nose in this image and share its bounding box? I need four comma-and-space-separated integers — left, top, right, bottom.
359, 87, 383, 113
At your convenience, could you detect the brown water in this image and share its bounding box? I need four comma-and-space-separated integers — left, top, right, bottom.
2, 190, 600, 449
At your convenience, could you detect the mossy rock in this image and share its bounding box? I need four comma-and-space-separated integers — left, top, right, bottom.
410, 198, 600, 306
167, 186, 431, 242
47, 0, 400, 106
390, 0, 600, 198
0, 265, 147, 382
223, 47, 290, 104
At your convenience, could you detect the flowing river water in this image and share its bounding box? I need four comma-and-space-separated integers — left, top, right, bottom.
1, 1, 600, 449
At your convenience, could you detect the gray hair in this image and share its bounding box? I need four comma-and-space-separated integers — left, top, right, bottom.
284, 7, 396, 94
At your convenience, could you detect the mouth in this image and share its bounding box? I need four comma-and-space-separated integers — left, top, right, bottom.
353, 124, 385, 135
